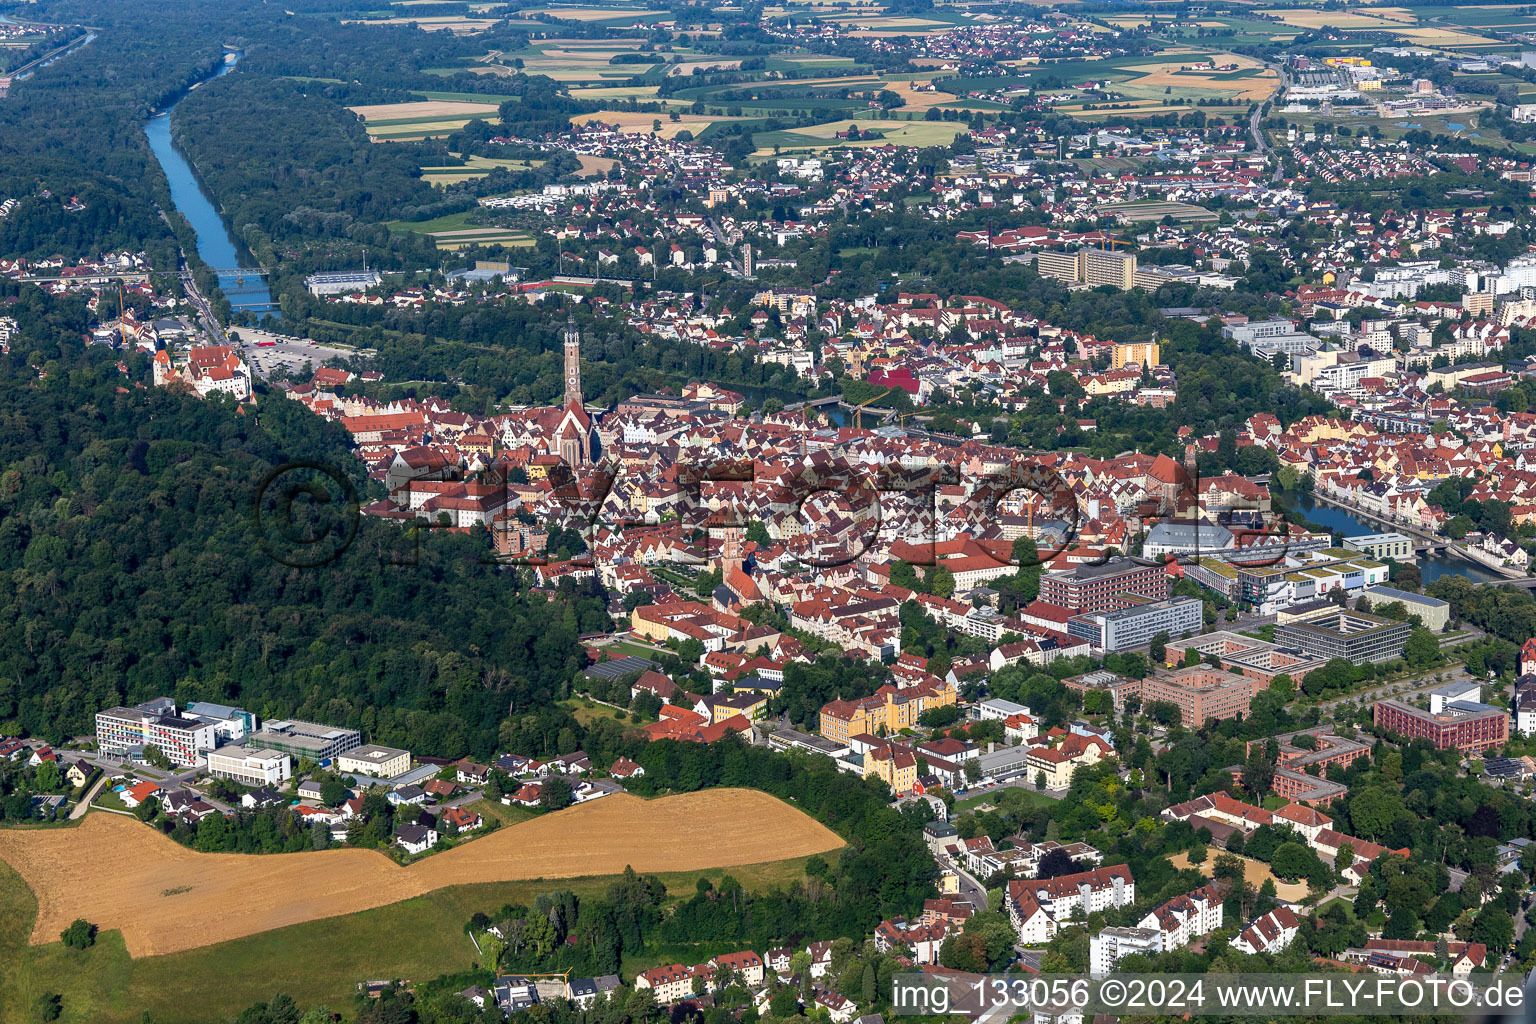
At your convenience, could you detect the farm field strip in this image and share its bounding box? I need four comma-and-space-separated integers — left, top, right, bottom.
0, 790, 843, 958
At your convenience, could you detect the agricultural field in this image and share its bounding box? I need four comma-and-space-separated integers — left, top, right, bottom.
0, 837, 822, 1024
349, 99, 503, 141
753, 117, 966, 156
388, 210, 534, 249
491, 38, 678, 83
342, 14, 503, 33
521, 6, 670, 26
0, 790, 843, 959
1096, 200, 1216, 223
572, 109, 738, 139
418, 153, 544, 187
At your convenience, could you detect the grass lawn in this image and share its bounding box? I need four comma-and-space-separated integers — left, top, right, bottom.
0, 840, 816, 1024
954, 786, 1060, 814
467, 798, 537, 828
560, 699, 638, 729
385, 211, 475, 234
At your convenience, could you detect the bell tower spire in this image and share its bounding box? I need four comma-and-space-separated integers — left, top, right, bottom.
563, 313, 582, 409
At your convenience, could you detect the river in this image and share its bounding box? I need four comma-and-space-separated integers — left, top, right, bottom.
143, 52, 277, 318
1279, 489, 1501, 586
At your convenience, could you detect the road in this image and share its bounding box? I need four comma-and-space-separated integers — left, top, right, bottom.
1315, 666, 1487, 714
1250, 64, 1285, 183
69, 772, 108, 819
951, 860, 990, 911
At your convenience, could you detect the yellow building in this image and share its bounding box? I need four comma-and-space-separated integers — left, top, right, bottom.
1113, 339, 1160, 369
864, 745, 920, 794
819, 683, 958, 744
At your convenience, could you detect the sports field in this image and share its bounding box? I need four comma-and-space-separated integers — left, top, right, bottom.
0, 790, 843, 958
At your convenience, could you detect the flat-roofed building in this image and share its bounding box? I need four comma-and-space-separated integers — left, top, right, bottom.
1067, 596, 1202, 652
1275, 609, 1409, 664
246, 719, 362, 763
95, 699, 219, 766
1373, 698, 1508, 753
337, 744, 411, 778
1090, 926, 1162, 974
1364, 585, 1450, 632
207, 746, 292, 787
1079, 248, 1137, 289
1140, 666, 1260, 726
1040, 557, 1167, 613
1343, 532, 1414, 563
1162, 630, 1325, 687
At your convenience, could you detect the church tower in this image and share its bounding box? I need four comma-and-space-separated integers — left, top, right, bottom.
555, 312, 592, 468
563, 314, 582, 410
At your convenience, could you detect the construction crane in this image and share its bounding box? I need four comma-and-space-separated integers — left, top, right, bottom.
853, 389, 892, 430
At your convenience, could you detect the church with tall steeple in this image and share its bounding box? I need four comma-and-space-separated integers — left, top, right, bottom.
555, 313, 593, 466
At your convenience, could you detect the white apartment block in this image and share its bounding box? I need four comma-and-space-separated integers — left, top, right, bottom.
337, 744, 411, 778
1231, 906, 1300, 955
1090, 926, 1162, 974
1137, 883, 1223, 950
207, 746, 292, 787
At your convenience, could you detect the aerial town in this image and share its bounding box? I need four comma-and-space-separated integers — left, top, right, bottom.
9, 0, 1536, 1023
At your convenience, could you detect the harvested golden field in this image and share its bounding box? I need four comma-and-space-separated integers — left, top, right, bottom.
882, 78, 960, 111
349, 99, 502, 121
343, 15, 503, 32
524, 6, 669, 21
1259, 8, 1407, 28
0, 791, 842, 958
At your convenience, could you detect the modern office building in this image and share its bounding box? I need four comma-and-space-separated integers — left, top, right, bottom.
1343, 532, 1414, 563
1275, 609, 1410, 664
1040, 557, 1168, 613
1373, 698, 1508, 753
336, 744, 411, 778
1364, 585, 1450, 631
245, 719, 362, 763
1066, 596, 1203, 652
1139, 666, 1261, 726
207, 746, 292, 787
184, 701, 256, 744
96, 699, 219, 766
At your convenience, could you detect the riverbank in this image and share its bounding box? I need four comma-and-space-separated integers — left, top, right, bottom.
1275, 488, 1504, 585
142, 51, 277, 320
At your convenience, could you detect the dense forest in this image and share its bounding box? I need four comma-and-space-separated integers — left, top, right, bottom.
0, 314, 608, 756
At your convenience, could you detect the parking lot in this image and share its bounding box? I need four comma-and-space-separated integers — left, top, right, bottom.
230, 328, 361, 380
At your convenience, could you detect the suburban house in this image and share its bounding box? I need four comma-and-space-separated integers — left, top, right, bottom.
394, 823, 438, 855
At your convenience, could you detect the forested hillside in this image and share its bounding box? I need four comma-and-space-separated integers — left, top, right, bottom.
0, 323, 608, 755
